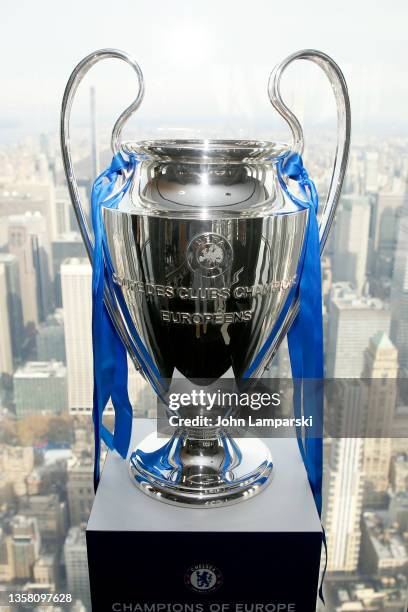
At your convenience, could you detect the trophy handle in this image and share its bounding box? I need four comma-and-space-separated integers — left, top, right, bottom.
60, 49, 150, 380
60, 48, 144, 255
268, 49, 351, 251
260, 50, 351, 375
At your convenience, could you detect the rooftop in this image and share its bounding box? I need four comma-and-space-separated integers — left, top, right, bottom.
67, 453, 93, 472
64, 525, 87, 549
341, 194, 371, 210
23, 493, 60, 510
34, 553, 56, 567
393, 452, 408, 464
371, 331, 395, 350
363, 511, 407, 562
330, 576, 408, 610
60, 257, 91, 270
54, 231, 82, 243
14, 360, 66, 379
8, 210, 45, 224
38, 310, 64, 328
331, 283, 388, 311
0, 253, 16, 263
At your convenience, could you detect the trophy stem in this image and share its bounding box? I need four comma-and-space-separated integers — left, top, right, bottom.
129, 428, 273, 507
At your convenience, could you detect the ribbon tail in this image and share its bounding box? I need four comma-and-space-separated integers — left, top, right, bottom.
91, 153, 137, 490
279, 153, 326, 603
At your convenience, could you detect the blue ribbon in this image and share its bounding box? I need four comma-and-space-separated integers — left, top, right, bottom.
278, 154, 323, 509
91, 152, 138, 490
90, 152, 167, 492
279, 153, 326, 603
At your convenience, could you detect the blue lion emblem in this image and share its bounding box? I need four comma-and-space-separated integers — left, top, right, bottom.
196, 570, 214, 588
185, 563, 222, 593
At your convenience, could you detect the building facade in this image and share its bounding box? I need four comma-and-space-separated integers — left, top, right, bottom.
61, 257, 145, 414
8, 212, 52, 325
63, 526, 90, 608
13, 361, 67, 418
36, 310, 66, 362
362, 332, 398, 505
327, 283, 391, 378
332, 195, 371, 294
10, 515, 40, 580
0, 253, 23, 374
67, 454, 94, 526
390, 212, 408, 375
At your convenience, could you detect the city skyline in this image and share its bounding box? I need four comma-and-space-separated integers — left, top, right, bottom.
1, 2, 408, 610
0, 121, 407, 610
2, 1, 408, 143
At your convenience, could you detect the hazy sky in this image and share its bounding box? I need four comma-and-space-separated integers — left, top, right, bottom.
1, 0, 408, 143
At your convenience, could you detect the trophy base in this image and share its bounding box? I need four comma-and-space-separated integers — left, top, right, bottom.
129, 429, 273, 507
88, 420, 323, 611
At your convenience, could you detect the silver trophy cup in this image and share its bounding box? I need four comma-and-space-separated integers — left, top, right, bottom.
61, 49, 350, 507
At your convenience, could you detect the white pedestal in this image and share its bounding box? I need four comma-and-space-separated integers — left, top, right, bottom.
87, 419, 322, 611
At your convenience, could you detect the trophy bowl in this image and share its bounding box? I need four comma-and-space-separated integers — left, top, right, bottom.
102, 138, 308, 506
61, 49, 350, 508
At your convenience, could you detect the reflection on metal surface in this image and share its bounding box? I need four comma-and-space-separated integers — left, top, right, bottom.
129, 430, 273, 507
61, 46, 350, 507
104, 148, 305, 505
103, 203, 307, 380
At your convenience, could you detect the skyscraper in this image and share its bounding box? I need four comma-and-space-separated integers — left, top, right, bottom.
325, 287, 391, 573
364, 151, 379, 193
0, 181, 57, 243
51, 233, 85, 307
0, 528, 15, 583
0, 253, 23, 373
372, 187, 405, 280
8, 212, 52, 325
61, 257, 146, 414
390, 453, 408, 493
326, 283, 390, 378
55, 186, 73, 236
13, 361, 67, 418
63, 526, 90, 608
324, 383, 365, 572
61, 259, 94, 413
10, 515, 40, 580
390, 212, 408, 376
332, 195, 371, 294
36, 310, 66, 362
0, 446, 34, 497
362, 332, 398, 505
20, 493, 68, 547
33, 553, 57, 587
0, 260, 13, 376
67, 454, 94, 525
54, 185, 90, 236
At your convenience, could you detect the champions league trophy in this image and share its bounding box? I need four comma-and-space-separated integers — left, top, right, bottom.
61, 49, 350, 509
